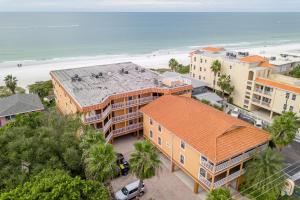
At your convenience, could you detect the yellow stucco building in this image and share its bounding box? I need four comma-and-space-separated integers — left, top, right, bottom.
140, 95, 270, 193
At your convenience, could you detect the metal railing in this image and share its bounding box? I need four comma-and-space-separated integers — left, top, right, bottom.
252, 98, 261, 103
213, 169, 245, 188
200, 158, 214, 171
105, 132, 114, 144
84, 113, 102, 123
103, 118, 112, 133
112, 112, 143, 124
199, 175, 212, 188
113, 123, 143, 136
112, 96, 154, 110
264, 91, 272, 96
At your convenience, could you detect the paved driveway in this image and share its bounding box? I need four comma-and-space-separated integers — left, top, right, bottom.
111, 135, 202, 200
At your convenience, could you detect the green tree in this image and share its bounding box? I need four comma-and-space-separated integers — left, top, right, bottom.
0, 169, 110, 200
288, 64, 300, 78
0, 110, 83, 191
80, 127, 105, 159
206, 187, 233, 200
169, 58, 179, 71
28, 80, 53, 99
242, 148, 284, 200
4, 75, 17, 94
129, 140, 161, 197
268, 111, 299, 150
217, 74, 234, 101
210, 60, 222, 92
83, 143, 117, 183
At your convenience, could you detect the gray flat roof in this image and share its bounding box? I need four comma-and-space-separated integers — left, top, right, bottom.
162, 71, 207, 88
51, 62, 188, 108
194, 92, 223, 104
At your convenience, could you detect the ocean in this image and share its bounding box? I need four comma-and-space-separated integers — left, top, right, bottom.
1, 12, 300, 63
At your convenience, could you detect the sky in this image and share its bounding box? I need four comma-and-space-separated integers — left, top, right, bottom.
0, 0, 299, 12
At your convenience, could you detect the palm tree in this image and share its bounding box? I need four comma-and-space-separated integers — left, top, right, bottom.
168, 58, 178, 71
268, 111, 299, 150
217, 74, 233, 100
129, 140, 161, 197
80, 127, 105, 158
207, 187, 233, 200
210, 60, 221, 92
4, 75, 17, 94
243, 148, 284, 200
84, 143, 117, 183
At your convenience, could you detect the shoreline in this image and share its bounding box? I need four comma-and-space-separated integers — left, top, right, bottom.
1, 42, 300, 88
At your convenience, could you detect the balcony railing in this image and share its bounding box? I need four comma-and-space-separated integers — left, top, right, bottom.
254, 88, 263, 93
102, 105, 112, 118
213, 169, 245, 188
103, 118, 112, 133
264, 91, 272, 96
113, 123, 143, 136
112, 112, 143, 124
199, 175, 211, 188
252, 98, 261, 104
105, 132, 114, 144
84, 113, 102, 123
202, 145, 265, 173
112, 96, 154, 110
261, 101, 271, 107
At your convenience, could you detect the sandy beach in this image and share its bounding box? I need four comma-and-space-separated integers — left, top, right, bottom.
1, 42, 300, 88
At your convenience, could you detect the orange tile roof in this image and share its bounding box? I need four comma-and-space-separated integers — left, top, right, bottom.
259, 61, 274, 68
202, 47, 224, 53
140, 95, 270, 163
256, 77, 300, 94
240, 55, 267, 63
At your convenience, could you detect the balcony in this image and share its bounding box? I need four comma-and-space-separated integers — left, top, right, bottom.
112, 96, 154, 110
84, 113, 102, 123
83, 105, 111, 123
261, 101, 271, 107
252, 98, 261, 104
200, 158, 214, 171
254, 88, 263, 93
103, 118, 112, 133
105, 132, 114, 144
199, 175, 211, 188
112, 112, 143, 124
213, 169, 245, 188
113, 123, 143, 136
264, 91, 272, 96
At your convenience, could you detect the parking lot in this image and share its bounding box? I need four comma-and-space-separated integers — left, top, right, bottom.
111, 134, 203, 200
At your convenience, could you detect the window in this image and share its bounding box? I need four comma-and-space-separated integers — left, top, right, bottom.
205, 60, 207, 63
199, 168, 206, 177
203, 76, 205, 80
286, 93, 290, 99
128, 107, 133, 113
200, 67, 202, 71
201, 156, 207, 162
230, 65, 232, 69
204, 68, 206, 72
283, 104, 287, 110
194, 57, 196, 62
180, 140, 186, 149
292, 94, 296, 101
180, 154, 185, 165
200, 59, 203, 63
218, 72, 220, 77
193, 65, 196, 70
289, 106, 294, 111
158, 125, 162, 132
149, 130, 153, 138
199, 75, 201, 80
149, 118, 153, 125
158, 137, 162, 145
193, 73, 195, 78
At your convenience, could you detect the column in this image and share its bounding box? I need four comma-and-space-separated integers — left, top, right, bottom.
194, 181, 199, 193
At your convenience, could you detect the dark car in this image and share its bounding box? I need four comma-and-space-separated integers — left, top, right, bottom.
238, 113, 255, 125
115, 153, 130, 176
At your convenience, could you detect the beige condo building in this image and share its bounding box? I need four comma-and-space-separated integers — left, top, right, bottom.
190, 47, 300, 119
50, 62, 192, 143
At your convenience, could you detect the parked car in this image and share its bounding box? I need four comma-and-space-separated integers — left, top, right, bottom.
115, 153, 130, 176
238, 114, 255, 125
254, 119, 263, 129
230, 108, 240, 118
115, 180, 145, 200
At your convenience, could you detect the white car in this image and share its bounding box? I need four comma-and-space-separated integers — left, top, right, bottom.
230, 108, 240, 118
254, 119, 263, 129
115, 180, 145, 200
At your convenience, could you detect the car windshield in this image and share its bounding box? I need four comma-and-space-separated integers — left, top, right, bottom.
121, 187, 128, 195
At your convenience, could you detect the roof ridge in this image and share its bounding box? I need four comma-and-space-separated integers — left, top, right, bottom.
218, 125, 246, 137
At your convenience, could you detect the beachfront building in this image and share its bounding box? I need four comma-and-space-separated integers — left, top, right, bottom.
140, 95, 270, 193
190, 47, 300, 119
0, 94, 44, 127
50, 62, 192, 143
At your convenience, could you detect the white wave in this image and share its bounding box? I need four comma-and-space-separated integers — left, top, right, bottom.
0, 24, 80, 30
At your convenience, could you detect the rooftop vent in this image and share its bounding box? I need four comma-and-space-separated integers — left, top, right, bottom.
71, 74, 82, 82
226, 52, 237, 58
270, 56, 276, 61
238, 52, 249, 57
91, 72, 103, 79
135, 66, 139, 70
153, 78, 159, 85
120, 68, 129, 74
140, 68, 146, 73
